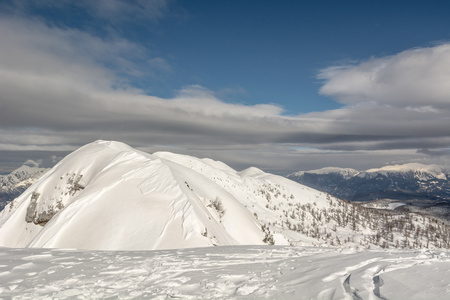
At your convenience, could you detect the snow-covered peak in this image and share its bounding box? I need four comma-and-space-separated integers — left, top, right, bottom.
291, 167, 359, 179
22, 160, 41, 168
0, 140, 265, 250
13, 164, 39, 174
154, 151, 238, 176
2, 141, 448, 252
290, 163, 449, 181
0, 140, 339, 250
239, 166, 267, 178
366, 163, 447, 180
367, 162, 437, 173
9, 159, 46, 175
0, 161, 49, 193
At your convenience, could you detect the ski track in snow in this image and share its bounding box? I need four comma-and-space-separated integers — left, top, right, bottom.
0, 246, 449, 300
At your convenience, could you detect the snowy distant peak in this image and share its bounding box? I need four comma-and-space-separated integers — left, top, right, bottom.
22, 160, 41, 168
0, 160, 50, 211
291, 163, 448, 181
365, 163, 447, 180
291, 167, 359, 179
11, 159, 46, 175
0, 161, 49, 192
288, 161, 450, 208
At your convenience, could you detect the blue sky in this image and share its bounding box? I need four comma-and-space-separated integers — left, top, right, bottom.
161, 0, 450, 113
17, 0, 450, 113
1, 0, 450, 172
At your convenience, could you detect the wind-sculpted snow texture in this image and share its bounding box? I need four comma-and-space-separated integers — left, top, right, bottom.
0, 140, 449, 250
0, 246, 449, 299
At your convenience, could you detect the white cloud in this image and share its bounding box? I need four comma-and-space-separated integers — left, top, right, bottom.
0, 16, 152, 92
172, 85, 284, 118
318, 44, 450, 110
1, 13, 450, 172
85, 0, 171, 22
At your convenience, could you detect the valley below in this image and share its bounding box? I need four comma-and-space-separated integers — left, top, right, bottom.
362, 198, 450, 222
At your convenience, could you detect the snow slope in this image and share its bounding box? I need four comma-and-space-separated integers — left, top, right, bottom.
0, 140, 330, 250
1, 140, 449, 251
0, 140, 349, 251
0, 245, 448, 299
0, 141, 266, 250
0, 140, 354, 251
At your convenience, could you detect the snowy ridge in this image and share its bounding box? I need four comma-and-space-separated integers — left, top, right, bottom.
0, 141, 264, 250
288, 162, 450, 207
365, 162, 448, 180
1, 141, 449, 251
291, 163, 448, 180
291, 167, 359, 179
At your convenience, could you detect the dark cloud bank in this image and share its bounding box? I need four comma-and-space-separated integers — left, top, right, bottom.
1, 4, 450, 172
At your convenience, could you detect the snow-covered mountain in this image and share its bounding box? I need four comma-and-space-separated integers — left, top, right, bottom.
292, 167, 360, 180
0, 141, 448, 250
288, 163, 450, 202
0, 161, 49, 211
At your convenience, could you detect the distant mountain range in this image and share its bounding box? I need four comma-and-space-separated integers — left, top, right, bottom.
0, 161, 49, 211
288, 164, 450, 202
288, 164, 450, 219
1, 141, 448, 250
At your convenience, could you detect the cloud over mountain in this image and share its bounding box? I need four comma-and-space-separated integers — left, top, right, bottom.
1, 8, 450, 171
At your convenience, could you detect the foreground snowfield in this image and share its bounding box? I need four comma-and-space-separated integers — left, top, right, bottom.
0, 245, 449, 299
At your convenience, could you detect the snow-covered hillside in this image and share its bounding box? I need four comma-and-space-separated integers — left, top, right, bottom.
0, 161, 49, 211
0, 141, 449, 250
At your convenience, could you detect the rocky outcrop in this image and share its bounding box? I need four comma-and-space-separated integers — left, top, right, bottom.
24, 174, 84, 226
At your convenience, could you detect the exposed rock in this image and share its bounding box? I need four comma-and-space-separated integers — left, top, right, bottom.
25, 192, 40, 223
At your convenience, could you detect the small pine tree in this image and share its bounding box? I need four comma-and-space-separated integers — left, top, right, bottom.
210, 197, 225, 219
